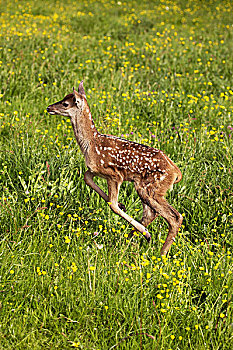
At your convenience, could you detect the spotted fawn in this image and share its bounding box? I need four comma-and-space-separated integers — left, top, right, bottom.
47, 81, 183, 255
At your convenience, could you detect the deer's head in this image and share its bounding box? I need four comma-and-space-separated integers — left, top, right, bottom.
47, 81, 87, 118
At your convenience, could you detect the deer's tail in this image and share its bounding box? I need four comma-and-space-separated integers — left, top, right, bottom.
174, 169, 182, 184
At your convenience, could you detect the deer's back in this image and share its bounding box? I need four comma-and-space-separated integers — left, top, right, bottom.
92, 134, 181, 185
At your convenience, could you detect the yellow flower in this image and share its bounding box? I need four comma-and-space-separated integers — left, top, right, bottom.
65, 236, 71, 244
157, 294, 163, 299
71, 264, 78, 272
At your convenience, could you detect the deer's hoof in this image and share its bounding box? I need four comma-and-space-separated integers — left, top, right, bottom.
143, 230, 151, 243
119, 203, 126, 212
129, 229, 136, 238
160, 249, 167, 256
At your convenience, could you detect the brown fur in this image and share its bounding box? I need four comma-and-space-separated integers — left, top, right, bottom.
47, 81, 183, 255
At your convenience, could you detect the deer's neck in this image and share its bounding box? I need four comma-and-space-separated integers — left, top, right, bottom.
71, 105, 98, 155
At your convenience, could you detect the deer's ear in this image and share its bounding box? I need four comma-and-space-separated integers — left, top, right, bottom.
73, 87, 78, 102
78, 80, 86, 98
73, 87, 78, 96
73, 87, 83, 107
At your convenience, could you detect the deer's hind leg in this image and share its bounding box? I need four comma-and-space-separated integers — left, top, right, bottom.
154, 196, 183, 255
129, 203, 158, 239
134, 181, 183, 255
141, 203, 159, 227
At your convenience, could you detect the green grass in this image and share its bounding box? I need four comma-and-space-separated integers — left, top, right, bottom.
0, 0, 232, 349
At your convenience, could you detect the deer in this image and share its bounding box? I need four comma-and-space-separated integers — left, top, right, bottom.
47, 81, 183, 255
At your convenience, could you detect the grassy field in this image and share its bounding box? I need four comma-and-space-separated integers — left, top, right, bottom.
0, 0, 232, 349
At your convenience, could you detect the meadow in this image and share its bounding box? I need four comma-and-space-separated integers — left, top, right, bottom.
0, 0, 232, 349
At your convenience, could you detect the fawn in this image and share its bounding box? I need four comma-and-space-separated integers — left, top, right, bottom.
47, 81, 183, 255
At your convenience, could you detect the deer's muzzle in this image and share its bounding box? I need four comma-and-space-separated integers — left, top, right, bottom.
47, 105, 56, 114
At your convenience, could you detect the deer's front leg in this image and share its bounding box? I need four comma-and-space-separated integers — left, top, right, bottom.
84, 170, 109, 202
107, 178, 151, 242
84, 170, 126, 211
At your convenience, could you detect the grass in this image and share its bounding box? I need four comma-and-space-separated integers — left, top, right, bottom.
0, 0, 232, 349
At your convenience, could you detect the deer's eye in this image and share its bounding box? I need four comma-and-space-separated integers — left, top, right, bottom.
62, 102, 69, 107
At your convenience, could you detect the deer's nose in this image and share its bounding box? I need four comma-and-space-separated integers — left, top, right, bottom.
47, 106, 51, 112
